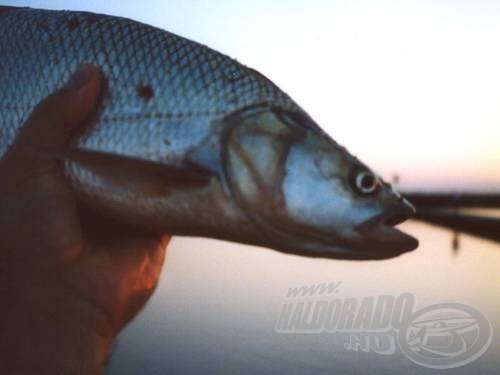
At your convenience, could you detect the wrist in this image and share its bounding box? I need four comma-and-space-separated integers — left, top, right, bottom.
0, 266, 114, 375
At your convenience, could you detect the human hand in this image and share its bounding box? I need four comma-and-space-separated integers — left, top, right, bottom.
0, 65, 170, 375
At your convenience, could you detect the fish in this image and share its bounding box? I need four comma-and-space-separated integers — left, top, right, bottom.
0, 6, 418, 260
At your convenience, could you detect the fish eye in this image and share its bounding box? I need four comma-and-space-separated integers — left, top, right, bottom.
354, 171, 379, 195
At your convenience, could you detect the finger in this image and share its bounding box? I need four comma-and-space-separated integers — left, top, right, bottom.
77, 203, 170, 245
12, 64, 103, 154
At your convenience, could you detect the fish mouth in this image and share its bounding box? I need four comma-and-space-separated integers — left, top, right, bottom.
354, 208, 419, 258
258, 208, 419, 261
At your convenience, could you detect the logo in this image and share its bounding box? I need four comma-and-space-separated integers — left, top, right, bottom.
275, 282, 493, 369
399, 303, 493, 369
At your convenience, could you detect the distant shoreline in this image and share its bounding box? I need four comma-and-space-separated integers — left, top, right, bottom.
403, 192, 500, 208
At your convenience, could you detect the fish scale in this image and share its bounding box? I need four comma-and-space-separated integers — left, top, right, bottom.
0, 7, 302, 161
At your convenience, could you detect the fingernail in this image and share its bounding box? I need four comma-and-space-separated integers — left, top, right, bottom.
64, 65, 93, 91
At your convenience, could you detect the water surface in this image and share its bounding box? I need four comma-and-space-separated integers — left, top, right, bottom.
107, 221, 500, 374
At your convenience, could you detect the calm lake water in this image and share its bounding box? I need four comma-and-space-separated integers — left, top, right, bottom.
107, 221, 500, 374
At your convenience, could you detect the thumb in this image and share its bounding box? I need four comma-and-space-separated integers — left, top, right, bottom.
13, 64, 103, 153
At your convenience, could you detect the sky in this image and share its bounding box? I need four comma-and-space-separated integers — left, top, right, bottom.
5, 0, 500, 191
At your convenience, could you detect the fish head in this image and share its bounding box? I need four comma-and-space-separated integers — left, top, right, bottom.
223, 107, 418, 259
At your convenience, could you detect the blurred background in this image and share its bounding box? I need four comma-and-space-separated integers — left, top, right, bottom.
4, 1, 500, 374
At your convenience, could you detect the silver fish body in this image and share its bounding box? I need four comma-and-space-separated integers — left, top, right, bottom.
0, 7, 418, 259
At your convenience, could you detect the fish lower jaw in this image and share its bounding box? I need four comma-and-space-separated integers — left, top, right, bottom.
261, 229, 417, 260
353, 225, 419, 257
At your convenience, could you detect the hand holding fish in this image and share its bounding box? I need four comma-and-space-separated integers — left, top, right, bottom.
0, 65, 170, 375
0, 6, 421, 374
0, 7, 417, 259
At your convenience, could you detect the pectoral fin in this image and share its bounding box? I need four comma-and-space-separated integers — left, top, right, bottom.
62, 149, 212, 197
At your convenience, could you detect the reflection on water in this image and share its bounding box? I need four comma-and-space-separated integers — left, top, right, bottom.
107, 221, 500, 375
458, 209, 500, 218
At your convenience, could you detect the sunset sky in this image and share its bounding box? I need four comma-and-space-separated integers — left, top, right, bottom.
7, 0, 500, 191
